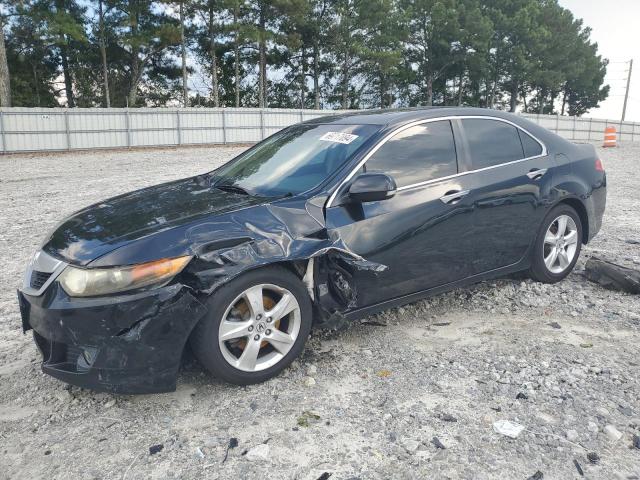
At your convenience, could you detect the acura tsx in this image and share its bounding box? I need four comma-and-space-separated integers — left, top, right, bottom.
18, 107, 606, 393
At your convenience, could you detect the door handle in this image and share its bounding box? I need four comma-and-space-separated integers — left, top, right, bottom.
440, 190, 470, 205
526, 168, 548, 180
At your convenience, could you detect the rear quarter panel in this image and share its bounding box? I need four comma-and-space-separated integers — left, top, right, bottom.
550, 142, 606, 242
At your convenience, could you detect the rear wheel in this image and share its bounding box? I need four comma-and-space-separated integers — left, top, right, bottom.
190, 266, 312, 385
529, 204, 582, 283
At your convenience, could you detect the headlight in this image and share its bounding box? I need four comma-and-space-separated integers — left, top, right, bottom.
59, 256, 191, 297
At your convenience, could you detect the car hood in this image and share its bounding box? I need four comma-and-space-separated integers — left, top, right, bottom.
42, 175, 267, 265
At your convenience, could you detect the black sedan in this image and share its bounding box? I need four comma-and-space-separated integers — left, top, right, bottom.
18, 107, 606, 393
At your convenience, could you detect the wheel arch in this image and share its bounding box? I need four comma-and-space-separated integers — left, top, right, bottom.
272, 259, 309, 280
555, 197, 589, 244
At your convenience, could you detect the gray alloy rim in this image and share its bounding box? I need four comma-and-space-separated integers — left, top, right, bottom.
543, 214, 579, 274
218, 283, 301, 372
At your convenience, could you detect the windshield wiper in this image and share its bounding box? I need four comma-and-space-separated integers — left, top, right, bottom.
214, 183, 252, 196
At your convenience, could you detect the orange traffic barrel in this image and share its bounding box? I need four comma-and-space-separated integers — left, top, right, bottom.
603, 126, 617, 147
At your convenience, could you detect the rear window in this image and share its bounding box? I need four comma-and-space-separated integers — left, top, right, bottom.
462, 119, 524, 169
518, 129, 543, 157
365, 120, 457, 187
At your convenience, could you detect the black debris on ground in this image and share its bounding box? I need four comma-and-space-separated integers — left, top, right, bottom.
438, 413, 458, 422
573, 459, 584, 476
584, 257, 640, 294
526, 471, 544, 480
222, 437, 239, 463
619, 405, 633, 416
587, 452, 600, 464
431, 437, 446, 450
149, 444, 163, 455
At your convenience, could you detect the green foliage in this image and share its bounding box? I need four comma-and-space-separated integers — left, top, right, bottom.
3, 0, 609, 115
4, 3, 59, 106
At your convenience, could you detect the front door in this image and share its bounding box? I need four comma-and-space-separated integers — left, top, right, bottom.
324, 120, 476, 308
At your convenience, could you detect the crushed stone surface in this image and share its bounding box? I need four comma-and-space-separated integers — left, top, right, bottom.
0, 143, 639, 479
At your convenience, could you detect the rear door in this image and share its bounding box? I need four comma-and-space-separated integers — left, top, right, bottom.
458, 118, 554, 275
325, 120, 477, 307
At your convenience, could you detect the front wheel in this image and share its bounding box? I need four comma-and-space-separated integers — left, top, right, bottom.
189, 266, 312, 385
528, 204, 583, 283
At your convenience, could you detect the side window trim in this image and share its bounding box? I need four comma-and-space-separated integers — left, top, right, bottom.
326, 115, 547, 207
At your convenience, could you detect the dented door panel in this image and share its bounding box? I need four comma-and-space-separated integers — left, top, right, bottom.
325, 177, 476, 307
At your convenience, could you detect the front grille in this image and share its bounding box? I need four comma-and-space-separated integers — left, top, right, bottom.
30, 270, 52, 290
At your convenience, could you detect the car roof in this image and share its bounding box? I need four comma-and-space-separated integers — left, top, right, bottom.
303, 106, 523, 128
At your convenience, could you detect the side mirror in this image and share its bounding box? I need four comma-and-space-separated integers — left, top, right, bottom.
348, 173, 397, 203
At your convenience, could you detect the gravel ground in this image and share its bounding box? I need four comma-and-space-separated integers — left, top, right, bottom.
0, 144, 639, 480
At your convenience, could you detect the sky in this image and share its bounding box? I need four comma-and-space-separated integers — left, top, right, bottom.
559, 0, 640, 122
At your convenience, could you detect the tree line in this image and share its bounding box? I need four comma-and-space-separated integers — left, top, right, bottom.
0, 0, 609, 115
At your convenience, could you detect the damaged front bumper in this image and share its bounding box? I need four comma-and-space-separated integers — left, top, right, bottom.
18, 282, 207, 394
18, 196, 389, 394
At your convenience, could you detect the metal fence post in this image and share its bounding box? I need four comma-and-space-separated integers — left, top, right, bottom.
221, 109, 227, 144
0, 110, 5, 153
176, 109, 181, 145
125, 108, 131, 148
573, 116, 577, 141
588, 117, 593, 142
260, 109, 265, 140
300, 110, 304, 123
64, 110, 71, 150
555, 114, 560, 134
619, 119, 624, 143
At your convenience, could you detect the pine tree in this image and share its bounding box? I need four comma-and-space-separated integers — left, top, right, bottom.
0, 1, 12, 107
2, 0, 610, 113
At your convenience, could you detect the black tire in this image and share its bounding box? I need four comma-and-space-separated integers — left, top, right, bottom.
189, 266, 312, 385
529, 204, 583, 283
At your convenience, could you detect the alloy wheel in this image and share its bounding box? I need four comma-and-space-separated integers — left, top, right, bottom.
218, 283, 301, 372
543, 214, 579, 274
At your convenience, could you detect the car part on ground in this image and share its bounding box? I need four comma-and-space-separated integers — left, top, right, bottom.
584, 257, 640, 294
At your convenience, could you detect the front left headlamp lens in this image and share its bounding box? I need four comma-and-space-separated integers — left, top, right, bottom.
59, 256, 192, 297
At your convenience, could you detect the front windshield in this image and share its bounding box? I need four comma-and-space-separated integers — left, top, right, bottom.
211, 123, 380, 197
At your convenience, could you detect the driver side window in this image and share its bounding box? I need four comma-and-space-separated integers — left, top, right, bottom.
365, 120, 458, 188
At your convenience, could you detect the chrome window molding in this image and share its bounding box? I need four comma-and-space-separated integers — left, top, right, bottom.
22, 250, 67, 297
326, 115, 548, 207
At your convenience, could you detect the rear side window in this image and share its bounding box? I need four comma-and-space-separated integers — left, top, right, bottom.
518, 129, 543, 157
462, 119, 524, 169
365, 120, 457, 187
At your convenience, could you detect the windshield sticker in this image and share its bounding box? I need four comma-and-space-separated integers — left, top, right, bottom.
319, 132, 359, 144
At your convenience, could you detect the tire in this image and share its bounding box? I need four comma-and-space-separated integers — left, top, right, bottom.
189, 266, 312, 385
528, 204, 583, 283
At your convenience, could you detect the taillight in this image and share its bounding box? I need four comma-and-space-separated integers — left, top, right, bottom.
595, 158, 604, 172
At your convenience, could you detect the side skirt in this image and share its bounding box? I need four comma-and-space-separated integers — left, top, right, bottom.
341, 259, 531, 323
